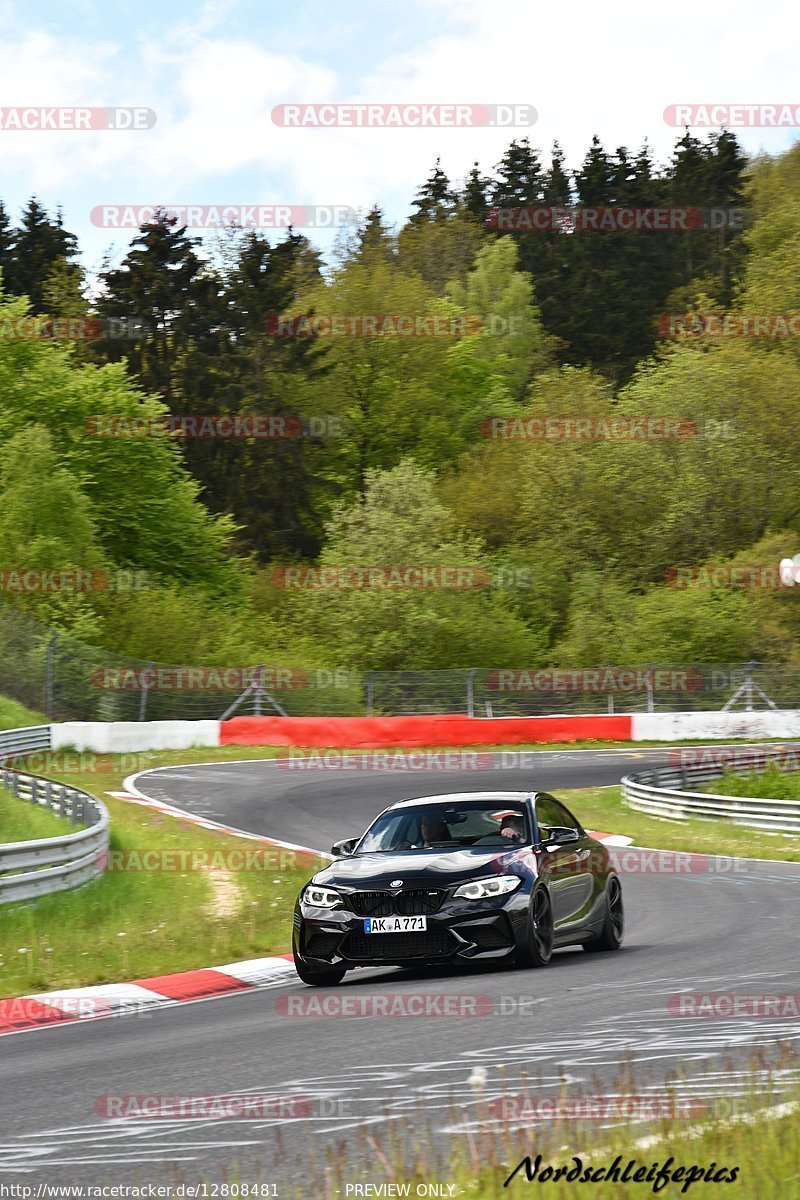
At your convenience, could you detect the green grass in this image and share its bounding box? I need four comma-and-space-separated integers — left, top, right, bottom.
0, 694, 47, 729
0, 781, 74, 842
706, 764, 800, 801
559, 785, 800, 862
0, 750, 325, 998
306, 1100, 799, 1199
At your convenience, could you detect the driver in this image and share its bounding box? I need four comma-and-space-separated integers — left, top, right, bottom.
500, 815, 526, 842
418, 814, 449, 847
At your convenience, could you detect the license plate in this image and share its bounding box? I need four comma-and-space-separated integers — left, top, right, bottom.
364, 916, 427, 934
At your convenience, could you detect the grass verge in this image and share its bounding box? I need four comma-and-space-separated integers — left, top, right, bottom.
0, 750, 325, 998
0, 694, 47, 729
0, 781, 74, 842
303, 1093, 799, 1198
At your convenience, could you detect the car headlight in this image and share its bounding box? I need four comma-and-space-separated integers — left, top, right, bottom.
454, 875, 523, 900
303, 885, 342, 908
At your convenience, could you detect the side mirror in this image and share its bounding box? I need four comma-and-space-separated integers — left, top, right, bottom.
331, 837, 358, 857
542, 826, 580, 848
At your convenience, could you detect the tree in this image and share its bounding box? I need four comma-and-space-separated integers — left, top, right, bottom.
355, 206, 396, 265
297, 253, 513, 496
286, 460, 543, 670
95, 210, 209, 405
0, 291, 236, 593
446, 237, 553, 400
0, 426, 106, 636
408, 158, 456, 226
2, 198, 80, 313
461, 163, 491, 223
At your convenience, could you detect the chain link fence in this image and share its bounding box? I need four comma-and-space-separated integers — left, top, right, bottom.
1, 602, 799, 721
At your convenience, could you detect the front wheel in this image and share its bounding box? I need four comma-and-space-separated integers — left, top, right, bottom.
583, 874, 624, 953
517, 886, 554, 968
293, 955, 347, 986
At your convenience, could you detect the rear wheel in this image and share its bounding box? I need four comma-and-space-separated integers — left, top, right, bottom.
583, 874, 624, 953
517, 886, 554, 968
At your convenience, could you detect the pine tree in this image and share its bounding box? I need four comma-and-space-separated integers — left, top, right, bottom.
408, 158, 456, 226
355, 205, 395, 264
96, 210, 208, 404
461, 163, 491, 224
5, 199, 80, 312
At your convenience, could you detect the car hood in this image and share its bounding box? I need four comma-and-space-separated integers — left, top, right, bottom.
314, 846, 536, 889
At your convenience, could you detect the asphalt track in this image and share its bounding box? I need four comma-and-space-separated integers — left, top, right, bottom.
1, 744, 799, 1187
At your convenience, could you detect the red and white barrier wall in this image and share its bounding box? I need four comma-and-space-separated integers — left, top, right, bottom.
48, 710, 800, 753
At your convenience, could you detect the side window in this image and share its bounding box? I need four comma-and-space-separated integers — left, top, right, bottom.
535, 795, 582, 840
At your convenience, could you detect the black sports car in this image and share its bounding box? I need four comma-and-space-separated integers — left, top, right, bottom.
292, 790, 623, 985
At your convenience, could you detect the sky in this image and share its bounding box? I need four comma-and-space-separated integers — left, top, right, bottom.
2, 0, 799, 282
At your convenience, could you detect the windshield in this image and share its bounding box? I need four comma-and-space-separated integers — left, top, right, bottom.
356, 801, 530, 854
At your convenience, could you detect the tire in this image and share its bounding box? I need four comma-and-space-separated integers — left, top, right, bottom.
293, 954, 347, 986
582, 874, 624, 953
516, 886, 554, 968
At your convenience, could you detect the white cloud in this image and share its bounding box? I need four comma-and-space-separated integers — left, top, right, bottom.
0, 0, 798, 276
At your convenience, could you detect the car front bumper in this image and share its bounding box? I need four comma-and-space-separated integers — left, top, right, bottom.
293, 888, 534, 968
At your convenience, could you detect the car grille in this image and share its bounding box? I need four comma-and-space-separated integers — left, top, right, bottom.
343, 930, 456, 960
346, 889, 445, 917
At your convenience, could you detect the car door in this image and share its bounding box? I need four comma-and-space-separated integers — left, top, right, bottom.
534, 794, 594, 933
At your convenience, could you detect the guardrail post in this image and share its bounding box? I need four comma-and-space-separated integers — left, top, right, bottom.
45, 634, 61, 719
139, 664, 155, 721
30, 777, 38, 808
59, 786, 68, 818
466, 668, 477, 718
365, 671, 374, 717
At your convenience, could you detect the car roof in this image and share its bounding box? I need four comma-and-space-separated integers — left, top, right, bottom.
387, 791, 536, 811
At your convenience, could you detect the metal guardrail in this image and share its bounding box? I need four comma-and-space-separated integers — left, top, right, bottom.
621, 752, 800, 834
0, 725, 109, 904
0, 724, 51, 757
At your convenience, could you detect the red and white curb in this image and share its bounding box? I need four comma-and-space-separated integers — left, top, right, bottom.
590, 831, 635, 847
0, 954, 298, 1037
